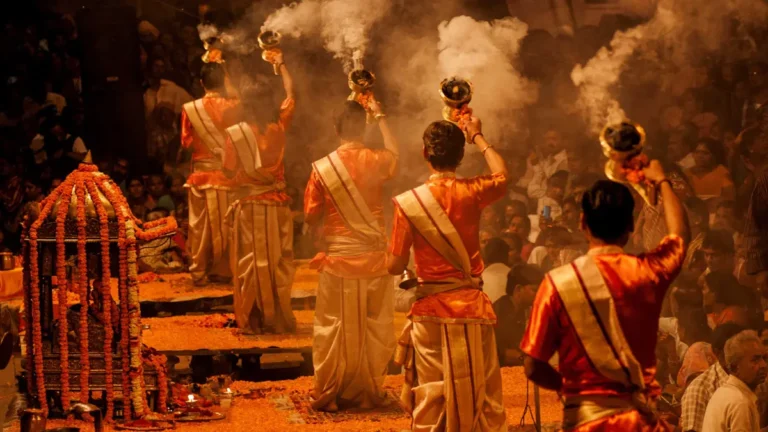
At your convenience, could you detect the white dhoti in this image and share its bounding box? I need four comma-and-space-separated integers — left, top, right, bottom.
229, 200, 296, 333
312, 270, 395, 410
397, 320, 508, 432
187, 185, 238, 282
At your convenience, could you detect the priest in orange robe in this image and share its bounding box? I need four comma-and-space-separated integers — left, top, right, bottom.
387, 117, 508, 431
304, 98, 399, 411
520, 156, 689, 431
180, 61, 241, 285
221, 51, 296, 334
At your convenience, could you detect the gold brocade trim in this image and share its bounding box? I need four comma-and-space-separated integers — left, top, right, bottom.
193, 159, 224, 171
183, 183, 235, 191
410, 315, 495, 325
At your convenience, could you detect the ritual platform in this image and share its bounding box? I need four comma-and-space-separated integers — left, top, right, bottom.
5, 367, 562, 432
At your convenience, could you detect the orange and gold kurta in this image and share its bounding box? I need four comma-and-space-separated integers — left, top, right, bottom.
181, 93, 239, 188
389, 172, 508, 322
303, 142, 397, 278
520, 236, 685, 431
223, 98, 295, 203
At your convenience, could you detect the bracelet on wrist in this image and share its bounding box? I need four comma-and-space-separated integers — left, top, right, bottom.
657, 178, 671, 187
375, 113, 387, 120
471, 132, 484, 144
481, 144, 494, 155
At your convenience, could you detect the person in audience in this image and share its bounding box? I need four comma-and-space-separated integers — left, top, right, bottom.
481, 238, 511, 303
675, 308, 716, 388
143, 56, 193, 118
684, 197, 712, 274
703, 270, 753, 329
137, 208, 185, 273
502, 199, 528, 228
526, 126, 568, 200
558, 194, 581, 233
146, 173, 175, 213
702, 330, 767, 432
685, 137, 735, 204
700, 230, 736, 276
503, 233, 524, 266
535, 170, 568, 222
667, 126, 697, 170
505, 213, 535, 261
681, 323, 747, 432
479, 228, 494, 254
480, 205, 503, 235
493, 264, 544, 367
126, 176, 156, 221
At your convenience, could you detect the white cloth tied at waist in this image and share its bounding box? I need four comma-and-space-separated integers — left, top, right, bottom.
325, 235, 386, 257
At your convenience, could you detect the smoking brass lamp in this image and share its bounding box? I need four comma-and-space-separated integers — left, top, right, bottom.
258, 30, 282, 75
347, 69, 376, 123
600, 121, 657, 206
439, 77, 473, 123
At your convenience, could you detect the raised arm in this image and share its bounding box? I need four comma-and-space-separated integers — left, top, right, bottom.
464, 116, 507, 178
368, 96, 399, 158
643, 160, 690, 244
274, 51, 295, 100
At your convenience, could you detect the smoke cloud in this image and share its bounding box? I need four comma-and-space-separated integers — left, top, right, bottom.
572, 0, 768, 134
262, 0, 390, 72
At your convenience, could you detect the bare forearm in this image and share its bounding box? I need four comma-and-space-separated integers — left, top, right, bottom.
378, 118, 400, 157
475, 135, 507, 177
387, 252, 409, 275
660, 181, 690, 244
279, 64, 295, 99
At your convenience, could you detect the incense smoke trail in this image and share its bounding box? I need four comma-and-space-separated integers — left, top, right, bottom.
572, 0, 768, 134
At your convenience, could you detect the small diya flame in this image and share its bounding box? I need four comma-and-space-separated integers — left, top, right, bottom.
187, 394, 196, 403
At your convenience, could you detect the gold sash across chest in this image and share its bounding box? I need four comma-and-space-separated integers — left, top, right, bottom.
183, 99, 226, 154
313, 151, 385, 245
394, 184, 479, 298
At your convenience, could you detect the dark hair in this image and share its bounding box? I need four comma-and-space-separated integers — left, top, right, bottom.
701, 229, 735, 254
740, 127, 764, 158
484, 238, 509, 265
504, 233, 523, 251
200, 62, 225, 91
705, 270, 751, 306
148, 207, 170, 217
422, 121, 465, 170
503, 199, 528, 220
538, 226, 572, 248
685, 197, 709, 223
677, 307, 712, 344
240, 77, 278, 130
508, 213, 531, 234
712, 322, 747, 354
334, 101, 367, 141
693, 137, 726, 166
505, 264, 545, 296
581, 180, 635, 243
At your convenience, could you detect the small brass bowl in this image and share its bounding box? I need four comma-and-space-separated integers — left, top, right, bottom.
348, 69, 375, 93
257, 31, 281, 50
440, 77, 473, 108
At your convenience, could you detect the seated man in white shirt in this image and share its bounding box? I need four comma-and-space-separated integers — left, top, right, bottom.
702, 329, 768, 432
481, 237, 512, 303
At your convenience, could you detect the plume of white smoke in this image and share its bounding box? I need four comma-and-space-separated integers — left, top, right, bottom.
262, 0, 390, 72
262, 1, 322, 39
572, 0, 768, 134
197, 23, 220, 42
436, 16, 538, 144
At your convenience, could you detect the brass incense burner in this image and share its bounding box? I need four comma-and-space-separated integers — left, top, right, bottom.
440, 77, 473, 123
347, 69, 376, 123
258, 30, 282, 75
600, 121, 657, 206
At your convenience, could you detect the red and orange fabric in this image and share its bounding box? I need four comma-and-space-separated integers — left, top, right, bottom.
389, 172, 508, 322
222, 97, 295, 203
304, 142, 397, 278
520, 236, 685, 430
180, 93, 239, 188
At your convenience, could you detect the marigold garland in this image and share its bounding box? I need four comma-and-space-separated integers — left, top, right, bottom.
24, 163, 176, 420
55, 183, 71, 413
84, 180, 115, 421
75, 178, 90, 403
27, 185, 67, 415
